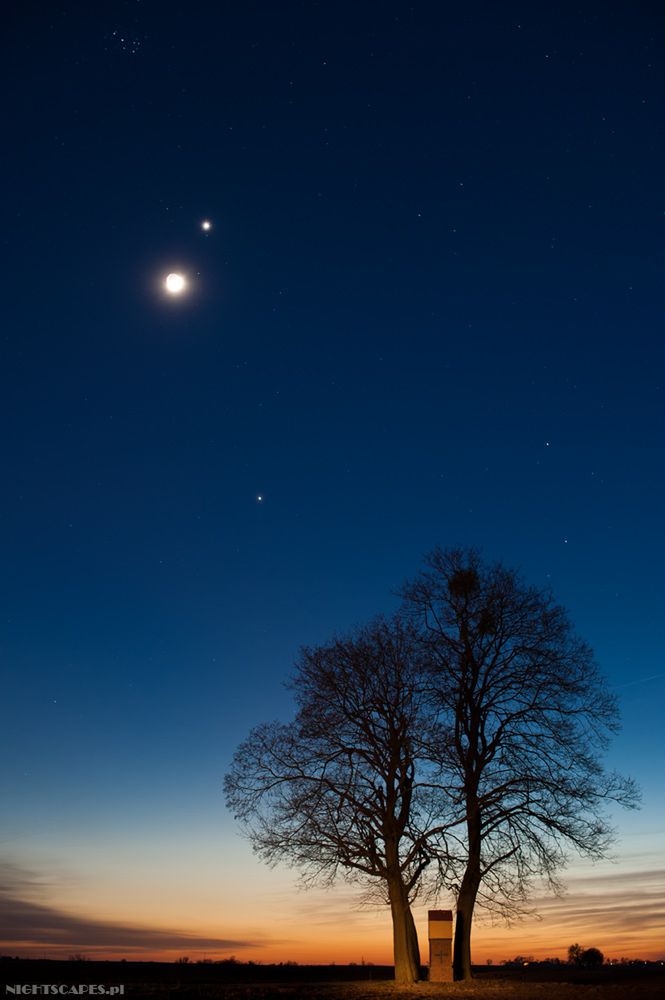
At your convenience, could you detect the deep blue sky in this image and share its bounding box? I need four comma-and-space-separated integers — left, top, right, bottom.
1, 0, 664, 961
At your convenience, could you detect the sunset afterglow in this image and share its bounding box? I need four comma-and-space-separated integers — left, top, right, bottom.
2, 0, 664, 980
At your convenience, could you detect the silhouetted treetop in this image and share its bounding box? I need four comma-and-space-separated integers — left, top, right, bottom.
400, 546, 639, 980
224, 616, 452, 984
224, 546, 638, 985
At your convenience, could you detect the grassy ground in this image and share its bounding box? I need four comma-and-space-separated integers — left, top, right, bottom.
118, 979, 665, 1000
2, 962, 663, 1000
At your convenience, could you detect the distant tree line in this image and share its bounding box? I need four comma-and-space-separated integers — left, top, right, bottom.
568, 943, 605, 968
224, 547, 639, 982
503, 945, 606, 968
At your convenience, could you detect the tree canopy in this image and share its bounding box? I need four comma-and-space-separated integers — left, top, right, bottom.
401, 547, 639, 978
224, 548, 638, 982
224, 617, 451, 982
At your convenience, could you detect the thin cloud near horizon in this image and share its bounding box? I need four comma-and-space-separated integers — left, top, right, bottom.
2, 858, 663, 961
0, 859, 259, 955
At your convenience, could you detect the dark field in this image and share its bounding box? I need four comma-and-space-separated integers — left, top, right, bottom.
5, 959, 665, 1000
2, 961, 664, 1000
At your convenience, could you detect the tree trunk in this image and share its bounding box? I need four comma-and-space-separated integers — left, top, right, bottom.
388, 875, 421, 983
453, 871, 480, 980
453, 802, 482, 981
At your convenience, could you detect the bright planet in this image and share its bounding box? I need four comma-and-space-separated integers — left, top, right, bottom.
5, 1, 664, 979
164, 272, 186, 294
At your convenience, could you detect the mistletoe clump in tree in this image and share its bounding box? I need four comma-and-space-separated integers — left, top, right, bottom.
401, 548, 639, 980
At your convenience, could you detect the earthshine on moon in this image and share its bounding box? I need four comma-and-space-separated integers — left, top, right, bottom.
165, 272, 186, 294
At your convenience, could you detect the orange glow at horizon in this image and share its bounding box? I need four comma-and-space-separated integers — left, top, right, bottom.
4, 906, 664, 966
6, 938, 664, 966
4, 839, 663, 967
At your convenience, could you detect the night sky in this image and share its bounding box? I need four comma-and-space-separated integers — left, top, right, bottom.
1, 1, 663, 963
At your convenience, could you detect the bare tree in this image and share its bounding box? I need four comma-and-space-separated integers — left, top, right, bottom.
224, 618, 451, 983
580, 947, 605, 968
401, 547, 639, 981
568, 943, 584, 965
